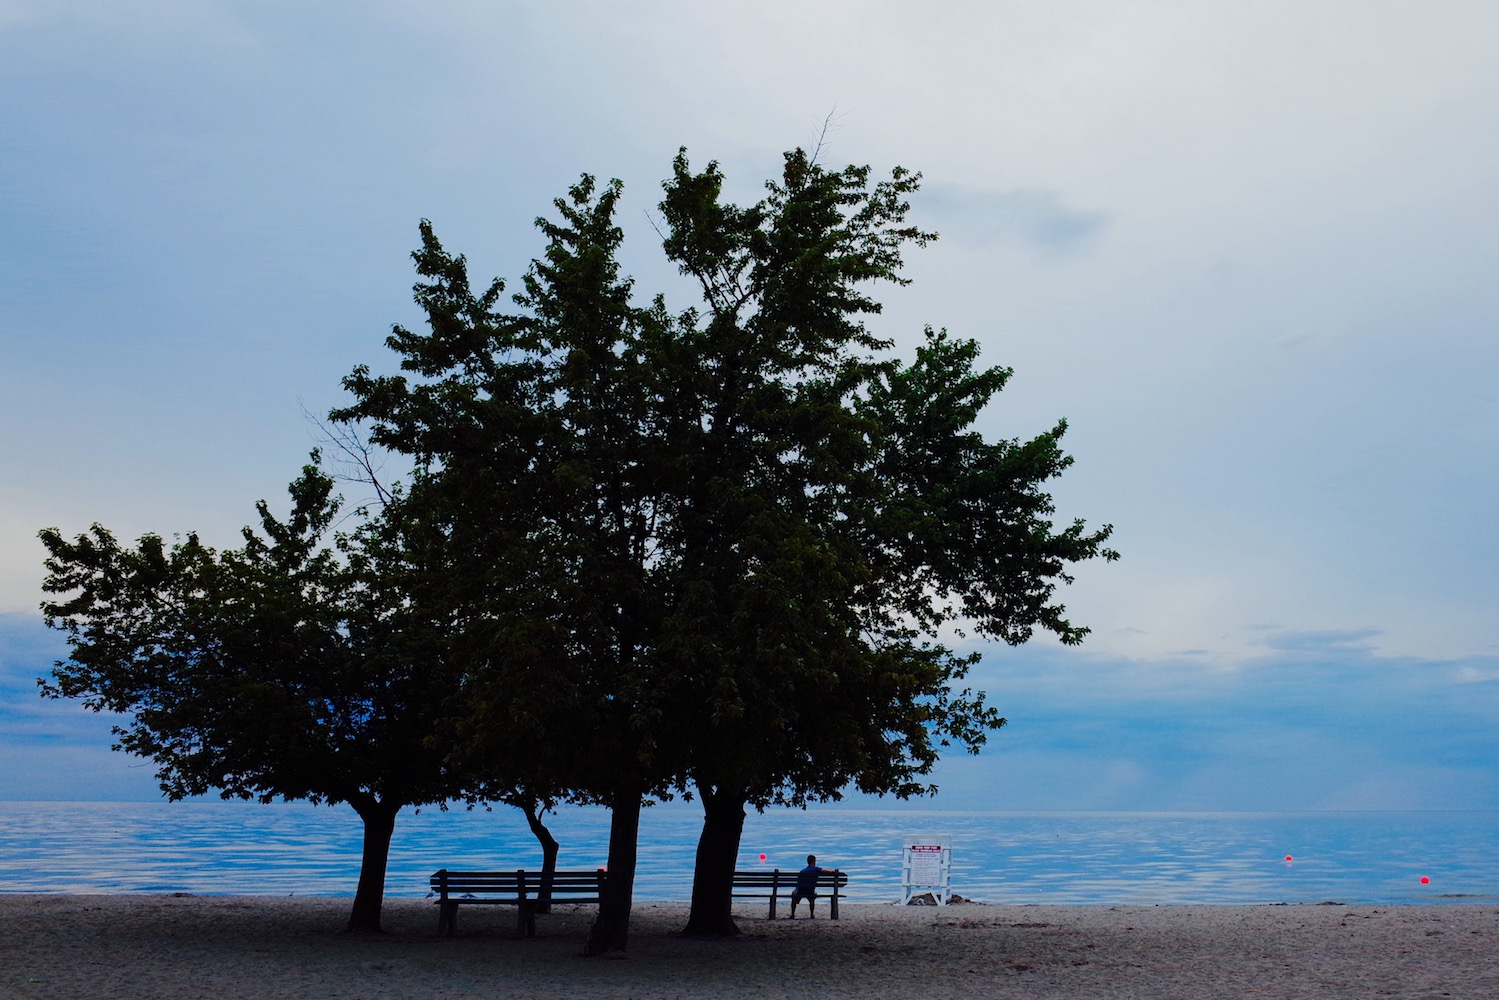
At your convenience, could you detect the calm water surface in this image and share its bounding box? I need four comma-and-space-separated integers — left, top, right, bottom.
1, 801, 1494, 905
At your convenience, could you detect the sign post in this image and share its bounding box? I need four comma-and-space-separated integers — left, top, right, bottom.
901, 841, 952, 905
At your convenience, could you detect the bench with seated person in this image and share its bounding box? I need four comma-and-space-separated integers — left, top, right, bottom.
731, 856, 847, 919
429, 868, 604, 938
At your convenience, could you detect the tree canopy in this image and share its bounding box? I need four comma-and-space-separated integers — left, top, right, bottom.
38, 144, 1115, 949
332, 146, 1118, 947
39, 459, 462, 932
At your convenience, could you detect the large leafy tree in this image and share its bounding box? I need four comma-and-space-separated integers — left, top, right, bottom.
332, 146, 1116, 949
652, 150, 1117, 935
334, 179, 677, 954
39, 459, 463, 932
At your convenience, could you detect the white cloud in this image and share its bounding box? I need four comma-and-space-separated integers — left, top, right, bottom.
919, 185, 1111, 257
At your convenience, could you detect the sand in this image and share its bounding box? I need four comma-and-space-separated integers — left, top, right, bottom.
1, 894, 1494, 999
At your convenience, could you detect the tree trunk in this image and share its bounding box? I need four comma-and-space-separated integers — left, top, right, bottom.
346, 798, 399, 933
521, 797, 560, 913
681, 784, 747, 936
583, 787, 640, 955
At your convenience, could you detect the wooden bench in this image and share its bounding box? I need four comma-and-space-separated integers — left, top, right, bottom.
731, 869, 848, 920
430, 868, 604, 938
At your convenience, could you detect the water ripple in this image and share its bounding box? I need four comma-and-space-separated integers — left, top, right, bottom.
2, 802, 1494, 905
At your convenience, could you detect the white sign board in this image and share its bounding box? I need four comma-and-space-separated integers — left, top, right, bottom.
907, 844, 945, 885
901, 841, 952, 905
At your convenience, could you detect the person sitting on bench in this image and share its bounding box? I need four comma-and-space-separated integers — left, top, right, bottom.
789, 854, 835, 918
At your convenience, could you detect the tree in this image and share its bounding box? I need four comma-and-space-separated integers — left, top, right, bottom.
39, 459, 463, 932
334, 179, 678, 954
649, 149, 1117, 936
331, 146, 1116, 948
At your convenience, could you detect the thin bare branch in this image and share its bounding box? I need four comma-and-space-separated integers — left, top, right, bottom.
809, 105, 852, 167
300, 404, 396, 509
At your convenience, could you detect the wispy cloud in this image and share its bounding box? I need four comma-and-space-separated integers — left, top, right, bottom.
943, 627, 1499, 811
0, 612, 161, 800
917, 184, 1111, 257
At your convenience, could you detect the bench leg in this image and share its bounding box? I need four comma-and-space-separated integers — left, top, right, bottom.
438, 901, 458, 937
517, 901, 539, 939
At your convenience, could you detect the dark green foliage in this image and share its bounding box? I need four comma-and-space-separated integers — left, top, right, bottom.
335, 178, 675, 953
331, 146, 1117, 946
651, 151, 1116, 935
38, 459, 461, 932
38, 145, 1116, 947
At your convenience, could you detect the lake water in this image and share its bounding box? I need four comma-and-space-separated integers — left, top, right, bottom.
1, 801, 1494, 905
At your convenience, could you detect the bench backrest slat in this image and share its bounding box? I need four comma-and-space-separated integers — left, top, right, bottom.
430, 869, 604, 897
730, 870, 848, 887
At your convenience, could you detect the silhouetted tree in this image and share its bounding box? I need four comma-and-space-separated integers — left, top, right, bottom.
39, 459, 463, 932
334, 179, 676, 954
330, 146, 1117, 949
653, 150, 1117, 936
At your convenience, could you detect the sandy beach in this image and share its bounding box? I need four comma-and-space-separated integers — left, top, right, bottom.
2, 894, 1494, 999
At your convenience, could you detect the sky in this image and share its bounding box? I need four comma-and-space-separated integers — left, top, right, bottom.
2, 0, 1496, 810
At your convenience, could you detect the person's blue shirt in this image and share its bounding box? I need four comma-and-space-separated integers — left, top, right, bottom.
795, 863, 822, 896
789, 854, 834, 917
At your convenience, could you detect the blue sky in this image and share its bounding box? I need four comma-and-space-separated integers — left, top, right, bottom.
2, 1, 1496, 809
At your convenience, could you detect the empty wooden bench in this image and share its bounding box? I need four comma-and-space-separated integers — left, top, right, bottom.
731, 869, 848, 919
430, 868, 604, 937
